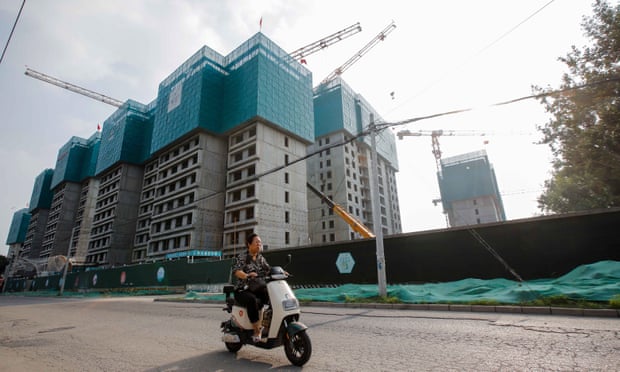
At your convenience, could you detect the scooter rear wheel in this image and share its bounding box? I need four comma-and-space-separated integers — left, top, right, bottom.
284, 330, 312, 366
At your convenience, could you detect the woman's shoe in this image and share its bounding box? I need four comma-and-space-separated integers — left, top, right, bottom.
252, 327, 264, 342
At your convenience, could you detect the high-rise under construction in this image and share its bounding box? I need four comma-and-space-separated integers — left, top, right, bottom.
6, 32, 401, 269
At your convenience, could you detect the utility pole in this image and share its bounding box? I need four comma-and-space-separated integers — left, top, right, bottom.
1, 259, 11, 293
58, 226, 77, 296
369, 114, 387, 297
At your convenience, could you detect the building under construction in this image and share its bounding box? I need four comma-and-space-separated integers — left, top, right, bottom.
437, 150, 506, 227
308, 78, 400, 243
6, 31, 402, 271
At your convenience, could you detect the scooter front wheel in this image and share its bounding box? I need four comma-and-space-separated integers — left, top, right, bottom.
284, 330, 312, 366
225, 342, 243, 353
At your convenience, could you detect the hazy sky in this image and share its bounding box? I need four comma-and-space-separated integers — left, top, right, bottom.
0, 0, 596, 256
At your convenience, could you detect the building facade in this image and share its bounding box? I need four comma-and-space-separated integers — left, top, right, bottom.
438, 150, 506, 227
4, 208, 31, 276
308, 79, 401, 243
7, 32, 401, 270
21, 169, 54, 260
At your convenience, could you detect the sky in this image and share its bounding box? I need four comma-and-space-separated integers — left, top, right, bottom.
0, 0, 598, 256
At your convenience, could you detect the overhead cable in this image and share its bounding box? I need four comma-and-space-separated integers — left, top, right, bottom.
378, 76, 620, 130
0, 0, 26, 65
390, 0, 557, 115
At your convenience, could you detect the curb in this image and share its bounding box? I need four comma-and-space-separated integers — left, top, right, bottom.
156, 297, 620, 318
304, 301, 620, 317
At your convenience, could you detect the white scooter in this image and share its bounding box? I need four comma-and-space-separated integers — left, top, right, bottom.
220, 263, 312, 366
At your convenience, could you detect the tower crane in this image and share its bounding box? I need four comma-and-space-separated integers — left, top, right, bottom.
396, 129, 530, 172
24, 23, 365, 108
320, 21, 396, 85
24, 67, 124, 108
397, 128, 534, 210
289, 22, 362, 62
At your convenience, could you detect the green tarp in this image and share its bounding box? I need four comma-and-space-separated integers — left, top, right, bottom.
293, 260, 620, 303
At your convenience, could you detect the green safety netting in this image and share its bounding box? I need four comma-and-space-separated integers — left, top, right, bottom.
7, 261, 617, 304
292, 260, 620, 304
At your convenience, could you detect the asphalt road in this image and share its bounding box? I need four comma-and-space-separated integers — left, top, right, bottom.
0, 295, 618, 371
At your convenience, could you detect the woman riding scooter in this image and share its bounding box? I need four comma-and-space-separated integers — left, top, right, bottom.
232, 233, 270, 342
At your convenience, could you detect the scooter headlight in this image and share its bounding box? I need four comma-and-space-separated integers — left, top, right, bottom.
282, 298, 299, 311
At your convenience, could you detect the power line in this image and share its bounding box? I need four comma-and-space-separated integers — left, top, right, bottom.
185, 76, 620, 209
378, 76, 620, 130
389, 0, 557, 115
36, 76, 620, 248
0, 0, 26, 65
476, 0, 556, 59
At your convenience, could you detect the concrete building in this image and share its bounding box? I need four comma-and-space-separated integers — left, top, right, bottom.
133, 132, 227, 262
7, 32, 400, 268
21, 169, 54, 260
308, 79, 401, 243
85, 100, 152, 266
141, 33, 313, 259
36, 133, 103, 265
72, 178, 100, 264
438, 150, 506, 227
4, 208, 31, 276
40, 181, 81, 258
223, 122, 310, 254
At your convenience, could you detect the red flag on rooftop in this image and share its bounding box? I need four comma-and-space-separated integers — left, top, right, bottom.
97, 124, 101, 131
300, 59, 307, 65
259, 17, 263, 31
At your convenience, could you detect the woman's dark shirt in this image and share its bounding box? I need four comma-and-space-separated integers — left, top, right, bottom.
232, 252, 270, 291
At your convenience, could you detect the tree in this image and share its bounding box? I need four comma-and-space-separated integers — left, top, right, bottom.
535, 0, 620, 213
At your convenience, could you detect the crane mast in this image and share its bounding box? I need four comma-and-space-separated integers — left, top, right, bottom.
24, 67, 124, 108
320, 21, 396, 85
289, 22, 362, 60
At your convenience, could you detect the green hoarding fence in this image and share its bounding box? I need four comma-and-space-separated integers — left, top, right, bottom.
5, 258, 233, 293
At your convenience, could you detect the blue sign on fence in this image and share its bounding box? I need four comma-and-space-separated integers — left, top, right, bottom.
165, 250, 222, 259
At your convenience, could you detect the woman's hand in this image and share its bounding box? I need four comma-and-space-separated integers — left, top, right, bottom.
247, 271, 258, 279
235, 270, 258, 280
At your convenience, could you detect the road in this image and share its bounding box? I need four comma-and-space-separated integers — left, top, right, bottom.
0, 295, 618, 371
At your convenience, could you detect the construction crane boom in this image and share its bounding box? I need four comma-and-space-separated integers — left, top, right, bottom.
25, 67, 124, 108
25, 23, 364, 108
396, 129, 532, 171
307, 182, 375, 239
289, 22, 362, 60
397, 129, 532, 139
320, 21, 396, 85
397, 129, 494, 139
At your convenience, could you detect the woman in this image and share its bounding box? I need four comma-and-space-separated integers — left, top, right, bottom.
232, 233, 270, 342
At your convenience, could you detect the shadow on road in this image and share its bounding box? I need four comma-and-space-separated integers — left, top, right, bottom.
145, 350, 303, 371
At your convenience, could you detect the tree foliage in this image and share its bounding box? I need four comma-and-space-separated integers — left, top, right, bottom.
535, 0, 620, 213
